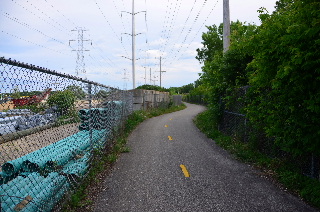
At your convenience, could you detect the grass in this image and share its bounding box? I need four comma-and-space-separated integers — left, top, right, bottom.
62, 103, 186, 211
194, 110, 320, 210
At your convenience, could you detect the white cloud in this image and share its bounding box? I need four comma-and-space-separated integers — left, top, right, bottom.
0, 0, 278, 89
146, 49, 166, 58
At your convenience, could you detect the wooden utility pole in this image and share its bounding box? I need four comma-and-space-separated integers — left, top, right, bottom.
223, 0, 230, 53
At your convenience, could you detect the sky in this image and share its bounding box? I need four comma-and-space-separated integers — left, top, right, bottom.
0, 0, 278, 90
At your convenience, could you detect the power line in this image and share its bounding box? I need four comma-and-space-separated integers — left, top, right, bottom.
43, 0, 78, 28
164, 0, 220, 68
1, 10, 65, 46
1, 30, 71, 56
94, 0, 130, 58
159, 0, 183, 56
163, 0, 198, 61
121, 0, 146, 89
10, 0, 68, 34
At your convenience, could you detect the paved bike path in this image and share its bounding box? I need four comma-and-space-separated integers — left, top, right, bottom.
94, 103, 317, 212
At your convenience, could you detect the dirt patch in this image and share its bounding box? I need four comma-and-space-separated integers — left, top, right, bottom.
75, 100, 103, 110
0, 123, 79, 171
0, 101, 14, 111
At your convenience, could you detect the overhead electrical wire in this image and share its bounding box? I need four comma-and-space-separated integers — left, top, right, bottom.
1, 30, 71, 56
42, 0, 123, 76
159, 0, 183, 56
1, 10, 65, 46
1, 1, 129, 86
158, 0, 175, 56
10, 0, 68, 34
161, 0, 210, 67
43, 0, 78, 28
25, 0, 70, 33
164, 0, 220, 68
93, 0, 130, 59
111, 0, 129, 38
1, 0, 220, 88
150, 0, 211, 76
164, 0, 198, 61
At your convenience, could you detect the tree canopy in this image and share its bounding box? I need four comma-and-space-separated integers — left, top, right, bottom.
136, 84, 169, 92
192, 0, 320, 155
66, 85, 86, 100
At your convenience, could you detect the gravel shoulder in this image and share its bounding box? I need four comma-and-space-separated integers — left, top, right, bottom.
0, 123, 79, 170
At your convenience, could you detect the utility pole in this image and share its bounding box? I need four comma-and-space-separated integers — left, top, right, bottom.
157, 56, 166, 87
223, 0, 230, 53
132, 0, 136, 89
121, 0, 146, 89
150, 68, 152, 85
151, 76, 158, 86
144, 67, 147, 84
69, 27, 91, 75
122, 69, 129, 90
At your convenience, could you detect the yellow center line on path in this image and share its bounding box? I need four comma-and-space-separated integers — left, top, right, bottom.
168, 136, 173, 141
165, 125, 168, 127
180, 165, 190, 177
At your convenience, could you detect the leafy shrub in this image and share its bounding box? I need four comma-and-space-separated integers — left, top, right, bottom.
47, 90, 76, 116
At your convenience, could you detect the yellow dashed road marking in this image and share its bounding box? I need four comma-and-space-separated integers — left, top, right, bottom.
168, 136, 173, 141
165, 125, 168, 127
180, 165, 190, 177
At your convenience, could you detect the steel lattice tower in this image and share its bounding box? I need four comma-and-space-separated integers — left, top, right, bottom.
69, 28, 91, 75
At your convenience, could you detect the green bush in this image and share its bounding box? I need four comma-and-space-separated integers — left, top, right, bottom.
245, 0, 320, 156
47, 90, 76, 116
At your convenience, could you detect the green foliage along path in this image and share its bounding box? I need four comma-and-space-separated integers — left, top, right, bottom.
193, 0, 320, 156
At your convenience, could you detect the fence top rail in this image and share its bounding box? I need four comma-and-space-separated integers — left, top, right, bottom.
0, 57, 115, 90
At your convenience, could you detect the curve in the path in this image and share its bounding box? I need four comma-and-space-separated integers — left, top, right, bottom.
94, 103, 317, 212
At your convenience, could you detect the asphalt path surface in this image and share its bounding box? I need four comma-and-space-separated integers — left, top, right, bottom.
94, 103, 317, 212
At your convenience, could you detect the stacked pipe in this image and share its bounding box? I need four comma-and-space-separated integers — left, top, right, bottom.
0, 129, 110, 211
0, 102, 123, 210
1, 130, 107, 177
78, 108, 106, 131
0, 172, 69, 212
61, 152, 91, 184
78, 101, 123, 131
2, 109, 34, 116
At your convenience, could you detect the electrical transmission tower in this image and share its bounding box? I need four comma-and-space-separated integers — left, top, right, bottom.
122, 69, 129, 90
69, 27, 91, 75
156, 56, 166, 87
121, 0, 146, 89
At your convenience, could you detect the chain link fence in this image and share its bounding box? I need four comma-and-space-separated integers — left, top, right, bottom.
218, 86, 320, 180
0, 57, 133, 211
183, 94, 207, 105
218, 87, 249, 142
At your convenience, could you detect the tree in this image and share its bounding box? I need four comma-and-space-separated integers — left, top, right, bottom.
47, 90, 76, 115
196, 21, 257, 109
180, 83, 194, 94
136, 84, 169, 92
196, 24, 223, 63
221, 21, 257, 87
95, 90, 109, 99
11, 86, 21, 99
66, 85, 86, 100
246, 0, 320, 155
